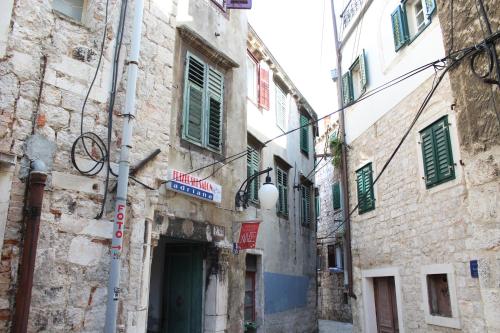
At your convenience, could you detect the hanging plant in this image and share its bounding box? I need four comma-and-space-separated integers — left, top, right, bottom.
329, 134, 342, 168
244, 321, 258, 332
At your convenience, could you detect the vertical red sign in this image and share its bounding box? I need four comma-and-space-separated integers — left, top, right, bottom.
238, 221, 261, 250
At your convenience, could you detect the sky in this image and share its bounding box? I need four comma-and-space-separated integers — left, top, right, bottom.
247, 0, 339, 122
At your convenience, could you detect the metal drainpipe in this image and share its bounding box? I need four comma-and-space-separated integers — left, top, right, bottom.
330, 0, 355, 298
12, 161, 48, 333
104, 0, 144, 330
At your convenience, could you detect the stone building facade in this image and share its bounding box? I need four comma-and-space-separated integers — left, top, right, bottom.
315, 117, 352, 323
334, 0, 500, 332
243, 26, 318, 333
0, 0, 254, 332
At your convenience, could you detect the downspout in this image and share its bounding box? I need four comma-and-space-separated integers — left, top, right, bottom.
12, 161, 48, 333
330, 0, 355, 298
104, 0, 145, 331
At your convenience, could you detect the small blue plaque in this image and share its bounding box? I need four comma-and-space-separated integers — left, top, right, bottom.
470, 260, 478, 278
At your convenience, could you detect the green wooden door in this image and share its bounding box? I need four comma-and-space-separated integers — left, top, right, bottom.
164, 245, 203, 333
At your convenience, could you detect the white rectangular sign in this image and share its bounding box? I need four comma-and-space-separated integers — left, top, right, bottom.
166, 169, 222, 204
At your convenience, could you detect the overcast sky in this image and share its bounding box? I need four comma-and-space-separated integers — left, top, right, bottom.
248, 0, 339, 120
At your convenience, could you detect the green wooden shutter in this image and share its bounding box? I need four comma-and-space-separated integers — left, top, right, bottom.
356, 163, 375, 214
276, 85, 287, 130
184, 55, 206, 143
391, 5, 409, 51
301, 185, 311, 225
300, 114, 309, 154
332, 182, 341, 210
314, 188, 320, 220
359, 49, 368, 93
276, 167, 288, 216
341, 72, 353, 105
247, 147, 260, 202
420, 116, 455, 188
207, 67, 223, 152
425, 0, 436, 16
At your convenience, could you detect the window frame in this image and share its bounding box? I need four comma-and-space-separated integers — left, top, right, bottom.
52, 0, 88, 23
356, 163, 375, 214
182, 52, 225, 154
300, 183, 312, 226
342, 49, 368, 104
246, 51, 259, 103
420, 264, 461, 329
327, 243, 344, 271
275, 83, 287, 131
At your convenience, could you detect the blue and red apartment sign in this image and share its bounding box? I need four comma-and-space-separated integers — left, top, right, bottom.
166, 169, 222, 204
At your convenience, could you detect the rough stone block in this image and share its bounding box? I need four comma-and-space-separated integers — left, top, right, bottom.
67, 236, 104, 266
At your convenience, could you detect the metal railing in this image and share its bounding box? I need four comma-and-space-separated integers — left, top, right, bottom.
340, 0, 365, 28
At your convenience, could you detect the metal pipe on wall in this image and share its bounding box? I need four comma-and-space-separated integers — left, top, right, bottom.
12, 167, 48, 333
330, 0, 355, 298
104, 0, 145, 330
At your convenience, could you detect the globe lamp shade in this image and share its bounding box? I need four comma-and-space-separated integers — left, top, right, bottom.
258, 175, 279, 209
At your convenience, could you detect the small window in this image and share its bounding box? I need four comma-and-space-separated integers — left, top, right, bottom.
427, 274, 452, 318
332, 182, 341, 210
182, 53, 224, 153
391, 0, 436, 51
52, 0, 86, 21
300, 184, 312, 226
356, 163, 375, 214
276, 166, 288, 217
247, 146, 260, 203
275, 84, 287, 130
314, 187, 320, 220
258, 68, 270, 110
246, 54, 258, 102
300, 113, 310, 155
342, 49, 367, 104
420, 116, 455, 188
245, 255, 257, 322
327, 243, 343, 270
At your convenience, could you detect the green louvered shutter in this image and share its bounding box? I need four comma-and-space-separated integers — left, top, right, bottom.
341, 72, 353, 105
425, 0, 436, 16
315, 189, 320, 220
356, 163, 375, 214
276, 167, 288, 216
301, 185, 311, 226
207, 68, 224, 152
359, 49, 368, 93
247, 146, 260, 202
184, 55, 206, 143
420, 116, 455, 188
332, 182, 341, 210
300, 114, 309, 154
391, 5, 409, 51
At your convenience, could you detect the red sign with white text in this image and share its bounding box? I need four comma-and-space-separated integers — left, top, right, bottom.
238, 221, 261, 250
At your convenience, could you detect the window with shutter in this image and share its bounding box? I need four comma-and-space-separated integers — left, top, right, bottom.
420, 116, 455, 188
276, 166, 288, 217
182, 53, 224, 153
300, 184, 312, 226
247, 146, 260, 203
275, 84, 287, 130
300, 114, 310, 155
258, 68, 270, 110
391, 5, 409, 51
341, 72, 353, 105
332, 182, 341, 210
356, 163, 375, 214
315, 188, 320, 220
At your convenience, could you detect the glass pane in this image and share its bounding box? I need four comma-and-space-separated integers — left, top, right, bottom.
245, 275, 253, 290
244, 306, 253, 321
244, 292, 253, 306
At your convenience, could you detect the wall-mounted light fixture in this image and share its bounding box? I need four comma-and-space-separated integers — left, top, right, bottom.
235, 167, 279, 211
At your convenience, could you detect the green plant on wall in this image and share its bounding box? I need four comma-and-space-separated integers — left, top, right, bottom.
244, 321, 257, 332
329, 132, 342, 167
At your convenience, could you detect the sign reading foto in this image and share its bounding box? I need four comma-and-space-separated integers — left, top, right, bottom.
166, 169, 222, 204
238, 220, 261, 250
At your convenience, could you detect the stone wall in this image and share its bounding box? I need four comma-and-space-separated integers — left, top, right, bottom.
315, 122, 352, 323
0, 0, 175, 331
436, 1, 500, 331
348, 71, 499, 332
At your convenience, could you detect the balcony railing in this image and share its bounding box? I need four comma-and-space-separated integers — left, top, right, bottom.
340, 0, 365, 29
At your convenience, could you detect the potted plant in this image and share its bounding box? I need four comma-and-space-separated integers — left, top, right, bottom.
244, 321, 258, 333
